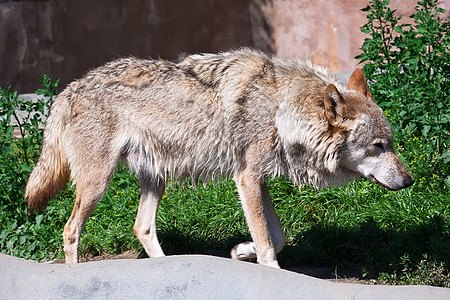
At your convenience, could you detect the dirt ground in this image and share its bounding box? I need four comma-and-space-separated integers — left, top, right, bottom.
48, 251, 372, 285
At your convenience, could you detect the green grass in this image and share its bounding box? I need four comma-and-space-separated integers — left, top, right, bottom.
5, 153, 446, 286
1, 127, 448, 287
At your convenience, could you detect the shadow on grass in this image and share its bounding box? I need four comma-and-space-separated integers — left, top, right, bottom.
283, 215, 449, 280
153, 229, 247, 258
152, 215, 449, 280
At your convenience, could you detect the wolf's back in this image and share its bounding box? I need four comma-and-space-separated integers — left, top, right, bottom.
25, 88, 71, 212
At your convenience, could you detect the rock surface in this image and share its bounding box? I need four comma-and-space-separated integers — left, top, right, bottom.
1, 253, 449, 299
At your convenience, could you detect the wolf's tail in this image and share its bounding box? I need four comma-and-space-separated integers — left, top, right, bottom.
25, 88, 71, 213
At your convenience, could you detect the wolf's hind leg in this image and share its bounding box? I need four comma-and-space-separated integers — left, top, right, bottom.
133, 172, 166, 257
63, 167, 115, 263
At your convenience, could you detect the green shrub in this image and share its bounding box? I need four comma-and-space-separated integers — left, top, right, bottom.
378, 254, 450, 287
356, 0, 449, 285
356, 0, 449, 186
0, 76, 60, 260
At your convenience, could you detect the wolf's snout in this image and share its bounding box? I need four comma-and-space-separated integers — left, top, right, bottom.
362, 156, 415, 191
379, 172, 414, 191
393, 161, 415, 190
402, 174, 414, 189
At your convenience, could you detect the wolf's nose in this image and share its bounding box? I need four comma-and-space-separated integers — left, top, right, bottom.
403, 175, 414, 189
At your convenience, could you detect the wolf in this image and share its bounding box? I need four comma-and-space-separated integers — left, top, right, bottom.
25, 48, 413, 267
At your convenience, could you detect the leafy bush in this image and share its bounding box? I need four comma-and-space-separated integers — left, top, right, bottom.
378, 254, 450, 287
356, 0, 449, 285
0, 76, 60, 260
356, 0, 449, 186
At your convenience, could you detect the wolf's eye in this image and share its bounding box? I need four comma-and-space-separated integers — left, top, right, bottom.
374, 143, 384, 151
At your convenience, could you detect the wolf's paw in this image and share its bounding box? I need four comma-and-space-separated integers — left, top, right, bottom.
230, 241, 257, 260
260, 259, 280, 268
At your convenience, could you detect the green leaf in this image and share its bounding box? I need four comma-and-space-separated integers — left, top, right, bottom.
421, 125, 431, 137
20, 163, 32, 173
35, 214, 43, 227
393, 26, 404, 33
5, 125, 14, 137
0, 229, 8, 239
437, 151, 450, 164
406, 58, 419, 64
19, 235, 27, 245
444, 176, 450, 187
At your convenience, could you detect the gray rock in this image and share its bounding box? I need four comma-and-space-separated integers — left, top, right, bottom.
1, 253, 448, 299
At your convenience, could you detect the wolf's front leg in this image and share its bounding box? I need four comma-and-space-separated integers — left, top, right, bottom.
232, 169, 284, 268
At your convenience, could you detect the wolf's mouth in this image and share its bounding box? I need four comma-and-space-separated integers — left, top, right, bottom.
367, 175, 396, 191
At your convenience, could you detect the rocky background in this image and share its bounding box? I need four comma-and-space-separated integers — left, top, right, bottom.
0, 0, 448, 92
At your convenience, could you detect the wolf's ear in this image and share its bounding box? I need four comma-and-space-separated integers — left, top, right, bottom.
348, 69, 372, 99
324, 84, 348, 127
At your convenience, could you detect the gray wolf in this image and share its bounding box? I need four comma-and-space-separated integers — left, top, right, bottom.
25, 48, 414, 267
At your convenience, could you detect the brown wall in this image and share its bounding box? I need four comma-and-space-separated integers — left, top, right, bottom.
0, 0, 261, 92
1, 0, 448, 92
273, 0, 449, 72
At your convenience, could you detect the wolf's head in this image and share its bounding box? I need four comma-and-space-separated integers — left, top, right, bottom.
324, 70, 414, 191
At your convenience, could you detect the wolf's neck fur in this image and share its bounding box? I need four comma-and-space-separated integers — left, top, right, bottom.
271, 61, 359, 188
